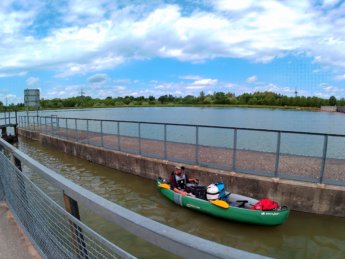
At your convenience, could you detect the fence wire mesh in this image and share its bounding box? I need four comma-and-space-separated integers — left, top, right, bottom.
0, 151, 135, 259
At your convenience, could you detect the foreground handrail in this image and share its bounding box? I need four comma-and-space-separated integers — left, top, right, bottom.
0, 137, 266, 259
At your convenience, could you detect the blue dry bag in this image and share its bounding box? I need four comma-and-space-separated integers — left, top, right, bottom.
215, 182, 226, 199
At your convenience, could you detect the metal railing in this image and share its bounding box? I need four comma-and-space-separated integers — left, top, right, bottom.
19, 115, 345, 186
0, 111, 18, 125
0, 137, 263, 259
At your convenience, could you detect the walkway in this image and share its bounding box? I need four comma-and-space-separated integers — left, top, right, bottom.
0, 203, 40, 259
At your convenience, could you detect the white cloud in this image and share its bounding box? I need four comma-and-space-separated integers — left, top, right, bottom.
26, 76, 39, 85
246, 75, 257, 83
334, 74, 345, 81
179, 75, 203, 80
0, 0, 345, 79
213, 0, 254, 11
321, 0, 341, 7
114, 86, 126, 91
186, 85, 206, 90
193, 78, 218, 85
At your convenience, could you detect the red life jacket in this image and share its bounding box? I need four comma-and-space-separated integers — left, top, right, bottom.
251, 198, 279, 211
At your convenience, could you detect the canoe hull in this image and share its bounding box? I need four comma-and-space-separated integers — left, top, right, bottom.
157, 180, 289, 226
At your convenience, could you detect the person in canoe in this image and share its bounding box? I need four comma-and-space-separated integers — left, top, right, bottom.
169, 166, 199, 196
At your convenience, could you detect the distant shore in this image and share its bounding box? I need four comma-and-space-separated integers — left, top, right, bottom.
14, 104, 322, 112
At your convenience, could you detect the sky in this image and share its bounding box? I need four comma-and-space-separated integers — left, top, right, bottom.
1, 0, 345, 104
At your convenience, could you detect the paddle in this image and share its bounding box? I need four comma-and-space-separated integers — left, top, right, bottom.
159, 183, 170, 189
210, 199, 230, 209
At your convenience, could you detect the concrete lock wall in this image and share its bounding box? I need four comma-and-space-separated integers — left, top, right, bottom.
18, 128, 345, 217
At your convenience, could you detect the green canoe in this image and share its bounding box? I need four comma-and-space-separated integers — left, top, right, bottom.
156, 179, 289, 226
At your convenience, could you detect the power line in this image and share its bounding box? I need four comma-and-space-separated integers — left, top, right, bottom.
80, 88, 85, 97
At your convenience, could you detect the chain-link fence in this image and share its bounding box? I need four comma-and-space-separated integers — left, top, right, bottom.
19, 115, 345, 186
0, 137, 263, 259
0, 151, 134, 258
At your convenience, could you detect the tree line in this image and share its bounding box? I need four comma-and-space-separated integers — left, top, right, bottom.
0, 91, 343, 111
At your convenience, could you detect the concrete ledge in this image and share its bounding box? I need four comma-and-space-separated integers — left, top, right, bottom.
18, 128, 345, 217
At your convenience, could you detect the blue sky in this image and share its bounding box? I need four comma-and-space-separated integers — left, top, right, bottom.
1, 0, 345, 104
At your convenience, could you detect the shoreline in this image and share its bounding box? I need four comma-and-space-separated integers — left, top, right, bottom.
16, 104, 321, 112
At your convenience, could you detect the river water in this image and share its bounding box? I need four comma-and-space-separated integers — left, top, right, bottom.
37, 107, 345, 134
18, 107, 345, 258
25, 107, 345, 160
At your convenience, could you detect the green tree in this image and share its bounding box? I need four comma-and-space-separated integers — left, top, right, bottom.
329, 96, 337, 106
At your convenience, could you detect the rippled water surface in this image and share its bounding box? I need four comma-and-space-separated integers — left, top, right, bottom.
17, 137, 345, 258
35, 106, 345, 134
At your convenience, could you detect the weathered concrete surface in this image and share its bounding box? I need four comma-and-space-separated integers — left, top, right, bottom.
0, 203, 41, 259
19, 128, 345, 217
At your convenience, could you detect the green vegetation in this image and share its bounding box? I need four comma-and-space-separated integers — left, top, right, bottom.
1, 92, 343, 111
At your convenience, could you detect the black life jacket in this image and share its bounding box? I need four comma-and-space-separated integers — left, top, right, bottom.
174, 173, 186, 190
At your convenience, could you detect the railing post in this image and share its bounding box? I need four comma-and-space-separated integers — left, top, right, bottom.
138, 123, 141, 155
63, 192, 89, 258
51, 116, 54, 133
45, 117, 47, 133
320, 135, 328, 184
195, 126, 199, 165
26, 110, 29, 128
274, 131, 281, 178
86, 119, 89, 145
36, 109, 39, 128
57, 117, 60, 137
232, 129, 237, 171
75, 119, 78, 141
164, 124, 167, 160
14, 155, 22, 171
11, 151, 31, 232
100, 121, 104, 147
65, 118, 68, 139
117, 122, 121, 151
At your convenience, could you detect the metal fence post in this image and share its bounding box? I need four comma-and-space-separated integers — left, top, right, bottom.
117, 122, 121, 151
319, 135, 328, 184
232, 129, 237, 171
164, 124, 167, 160
12, 153, 31, 232
57, 118, 60, 137
86, 119, 89, 145
100, 121, 104, 147
274, 131, 281, 178
65, 118, 68, 139
50, 116, 54, 135
195, 126, 199, 165
26, 110, 29, 128
75, 119, 78, 141
63, 192, 89, 258
45, 117, 47, 133
138, 123, 141, 155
